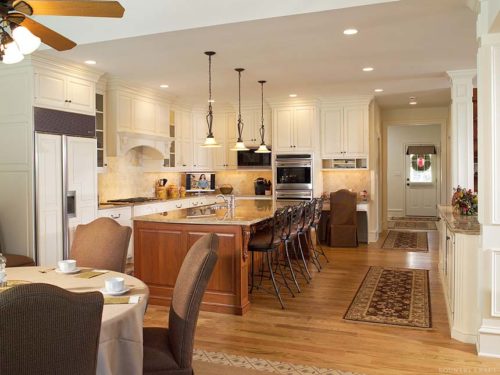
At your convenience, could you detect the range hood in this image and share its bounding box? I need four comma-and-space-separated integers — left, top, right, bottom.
117, 131, 173, 159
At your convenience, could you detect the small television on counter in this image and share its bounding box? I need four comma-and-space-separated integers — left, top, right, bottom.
183, 172, 216, 192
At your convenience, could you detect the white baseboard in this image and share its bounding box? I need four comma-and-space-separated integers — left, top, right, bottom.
477, 324, 500, 357
368, 231, 379, 243
451, 328, 477, 344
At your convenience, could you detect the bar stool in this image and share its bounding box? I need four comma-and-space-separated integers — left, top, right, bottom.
298, 200, 322, 272
248, 207, 293, 309
285, 203, 311, 284
311, 198, 329, 264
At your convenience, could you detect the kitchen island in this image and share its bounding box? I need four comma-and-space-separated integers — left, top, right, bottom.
133, 199, 275, 315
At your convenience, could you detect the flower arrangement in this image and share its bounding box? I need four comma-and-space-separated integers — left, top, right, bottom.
451, 186, 478, 215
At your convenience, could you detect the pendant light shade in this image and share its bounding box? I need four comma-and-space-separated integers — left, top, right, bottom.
230, 68, 249, 151
254, 80, 271, 154
201, 51, 221, 148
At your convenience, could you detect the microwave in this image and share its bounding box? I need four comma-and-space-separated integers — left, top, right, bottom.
237, 148, 272, 168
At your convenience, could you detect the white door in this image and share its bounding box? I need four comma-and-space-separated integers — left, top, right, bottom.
405, 152, 438, 216
294, 107, 314, 151
36, 133, 63, 266
274, 108, 294, 152
66, 76, 94, 114
66, 137, 97, 253
344, 105, 367, 157
321, 107, 343, 157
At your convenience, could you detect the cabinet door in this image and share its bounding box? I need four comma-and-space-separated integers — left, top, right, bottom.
117, 94, 133, 132
34, 71, 66, 109
293, 107, 314, 151
192, 111, 207, 142
155, 103, 170, 137
133, 98, 156, 134
274, 108, 294, 152
66, 76, 95, 114
179, 140, 193, 168
193, 141, 212, 170
344, 105, 368, 157
321, 107, 343, 157
241, 110, 258, 146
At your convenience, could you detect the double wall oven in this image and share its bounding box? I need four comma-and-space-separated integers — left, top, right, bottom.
275, 154, 313, 202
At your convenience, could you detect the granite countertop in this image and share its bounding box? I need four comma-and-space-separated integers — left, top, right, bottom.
133, 199, 276, 226
98, 195, 196, 210
438, 205, 480, 235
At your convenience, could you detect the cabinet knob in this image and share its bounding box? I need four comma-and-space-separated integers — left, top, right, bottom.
110, 214, 121, 219
176, 204, 182, 208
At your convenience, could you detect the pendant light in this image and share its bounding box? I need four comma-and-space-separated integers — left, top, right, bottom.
201, 51, 221, 148
255, 80, 271, 153
230, 68, 249, 151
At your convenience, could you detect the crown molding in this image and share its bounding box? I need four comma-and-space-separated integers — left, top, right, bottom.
106, 75, 176, 102
28, 53, 103, 82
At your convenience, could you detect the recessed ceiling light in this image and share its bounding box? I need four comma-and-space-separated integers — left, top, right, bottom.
343, 28, 358, 35
374, 88, 384, 93
160, 84, 169, 88
409, 101, 418, 105
289, 94, 297, 98
84, 60, 97, 65
362, 67, 374, 72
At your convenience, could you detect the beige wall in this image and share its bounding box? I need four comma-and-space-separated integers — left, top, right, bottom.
322, 170, 371, 198
381, 106, 450, 224
215, 170, 272, 196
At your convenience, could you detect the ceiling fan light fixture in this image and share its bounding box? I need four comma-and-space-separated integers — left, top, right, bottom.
2, 40, 24, 64
12, 25, 41, 55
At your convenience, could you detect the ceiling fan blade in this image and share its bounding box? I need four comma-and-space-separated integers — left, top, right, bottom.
13, 0, 33, 15
28, 0, 124, 18
21, 17, 76, 51
7, 12, 26, 24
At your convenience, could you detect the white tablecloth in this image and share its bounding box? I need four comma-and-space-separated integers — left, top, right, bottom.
4, 267, 149, 375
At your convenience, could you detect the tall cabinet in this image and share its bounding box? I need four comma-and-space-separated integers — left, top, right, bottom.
272, 104, 317, 153
0, 55, 101, 261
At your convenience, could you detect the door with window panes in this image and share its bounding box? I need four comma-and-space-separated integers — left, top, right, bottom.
405, 145, 438, 216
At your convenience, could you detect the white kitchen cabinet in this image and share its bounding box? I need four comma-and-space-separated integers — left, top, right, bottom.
321, 103, 368, 158
273, 106, 316, 152
213, 112, 238, 170
241, 108, 272, 148
34, 69, 95, 115
175, 110, 194, 169
133, 97, 156, 134
98, 206, 134, 259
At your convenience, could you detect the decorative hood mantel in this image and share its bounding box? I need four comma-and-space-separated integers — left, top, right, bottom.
118, 131, 173, 159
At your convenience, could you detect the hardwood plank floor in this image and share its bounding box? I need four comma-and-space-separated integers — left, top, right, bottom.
144, 231, 500, 375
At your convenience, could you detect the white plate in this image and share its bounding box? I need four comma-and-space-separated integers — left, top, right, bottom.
99, 287, 131, 296
55, 268, 81, 274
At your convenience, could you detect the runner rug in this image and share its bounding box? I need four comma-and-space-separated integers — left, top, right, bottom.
382, 230, 429, 252
193, 349, 365, 375
389, 216, 439, 221
387, 220, 437, 230
344, 267, 431, 329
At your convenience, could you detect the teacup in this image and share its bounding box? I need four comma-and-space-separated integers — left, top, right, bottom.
105, 277, 125, 293
58, 259, 77, 273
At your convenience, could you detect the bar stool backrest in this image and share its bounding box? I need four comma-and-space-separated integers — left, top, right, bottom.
313, 198, 323, 226
302, 200, 315, 230
272, 207, 289, 245
290, 203, 305, 235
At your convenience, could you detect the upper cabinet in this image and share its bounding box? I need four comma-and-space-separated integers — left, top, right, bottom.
34, 69, 96, 115
212, 111, 238, 170
321, 101, 369, 159
272, 105, 316, 153
241, 107, 272, 148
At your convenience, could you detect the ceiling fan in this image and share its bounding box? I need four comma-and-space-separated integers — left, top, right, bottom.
0, 0, 125, 63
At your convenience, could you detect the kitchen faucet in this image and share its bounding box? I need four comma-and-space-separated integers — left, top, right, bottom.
216, 194, 235, 209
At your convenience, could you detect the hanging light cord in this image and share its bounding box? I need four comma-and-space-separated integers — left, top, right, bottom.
206, 52, 214, 137
236, 69, 244, 142
259, 81, 266, 144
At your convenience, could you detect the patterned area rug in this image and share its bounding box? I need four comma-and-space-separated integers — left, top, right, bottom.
382, 230, 429, 252
344, 267, 431, 329
390, 216, 439, 221
387, 220, 437, 230
193, 349, 364, 375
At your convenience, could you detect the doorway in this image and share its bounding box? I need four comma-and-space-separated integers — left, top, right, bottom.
405, 147, 438, 217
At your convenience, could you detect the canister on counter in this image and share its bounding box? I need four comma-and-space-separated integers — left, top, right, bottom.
179, 186, 186, 198
167, 184, 179, 199
155, 185, 167, 200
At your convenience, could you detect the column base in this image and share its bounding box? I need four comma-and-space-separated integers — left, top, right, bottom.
477, 321, 500, 358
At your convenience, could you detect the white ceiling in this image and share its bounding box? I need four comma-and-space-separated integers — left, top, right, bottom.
39, 0, 476, 108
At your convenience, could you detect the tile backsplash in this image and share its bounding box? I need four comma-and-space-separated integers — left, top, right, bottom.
322, 170, 371, 199
98, 150, 272, 201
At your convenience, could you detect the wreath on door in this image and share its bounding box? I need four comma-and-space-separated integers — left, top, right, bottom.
411, 154, 431, 171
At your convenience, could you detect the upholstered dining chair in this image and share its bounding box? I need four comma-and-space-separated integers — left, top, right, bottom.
0, 283, 103, 375
143, 233, 219, 375
70, 217, 132, 272
3, 253, 35, 267
329, 189, 358, 247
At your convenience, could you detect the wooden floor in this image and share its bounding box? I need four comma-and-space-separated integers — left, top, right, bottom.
144, 231, 500, 375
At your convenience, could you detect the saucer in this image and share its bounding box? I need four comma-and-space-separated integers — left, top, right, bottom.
99, 287, 131, 296
55, 268, 81, 274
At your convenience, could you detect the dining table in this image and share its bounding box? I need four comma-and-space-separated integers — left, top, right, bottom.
3, 266, 149, 375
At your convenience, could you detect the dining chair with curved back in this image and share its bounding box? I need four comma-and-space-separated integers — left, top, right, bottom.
0, 283, 103, 375
329, 190, 358, 247
143, 233, 219, 375
70, 217, 132, 272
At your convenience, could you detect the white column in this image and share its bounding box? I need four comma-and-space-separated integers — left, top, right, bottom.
447, 69, 476, 190
476, 0, 500, 358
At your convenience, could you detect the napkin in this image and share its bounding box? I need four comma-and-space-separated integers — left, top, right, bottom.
75, 270, 108, 279
104, 295, 140, 305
